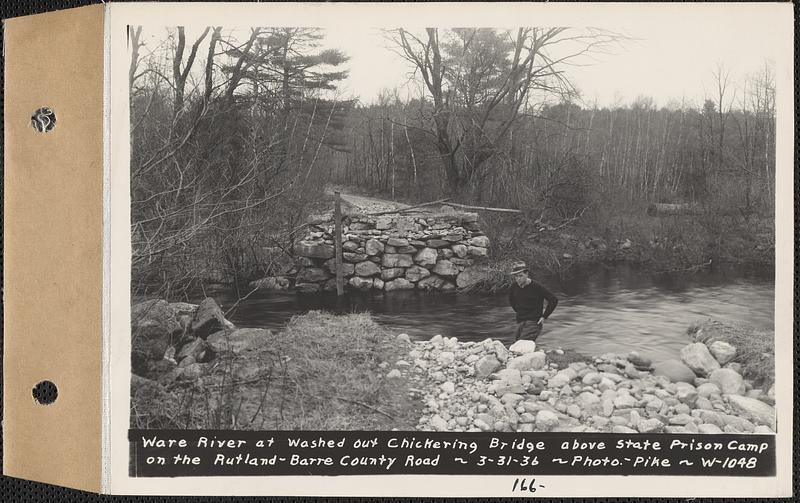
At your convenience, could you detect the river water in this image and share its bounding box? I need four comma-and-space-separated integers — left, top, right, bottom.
216, 265, 774, 364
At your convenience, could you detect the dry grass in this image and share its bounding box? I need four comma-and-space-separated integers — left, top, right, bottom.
269, 310, 418, 430
458, 259, 513, 294
687, 319, 775, 389
132, 311, 420, 430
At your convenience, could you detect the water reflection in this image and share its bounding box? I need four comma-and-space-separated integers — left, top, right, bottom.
215, 265, 774, 364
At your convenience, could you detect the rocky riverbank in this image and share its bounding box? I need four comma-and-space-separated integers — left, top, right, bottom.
390, 330, 776, 434
131, 298, 775, 434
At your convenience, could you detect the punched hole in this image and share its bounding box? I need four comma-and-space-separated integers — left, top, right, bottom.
32, 380, 58, 405
31, 107, 57, 133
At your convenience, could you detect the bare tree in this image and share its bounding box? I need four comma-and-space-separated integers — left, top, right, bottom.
386, 27, 622, 197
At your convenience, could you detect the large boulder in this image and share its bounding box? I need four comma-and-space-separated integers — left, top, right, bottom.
191, 297, 235, 339
323, 259, 355, 276
349, 276, 374, 291
674, 382, 699, 405
468, 235, 490, 248
467, 246, 488, 258
626, 351, 653, 369
384, 278, 414, 291
652, 359, 697, 383
405, 265, 431, 282
451, 244, 468, 258
425, 239, 450, 248
697, 382, 722, 398
386, 237, 409, 247
432, 259, 459, 277
131, 299, 188, 375
381, 268, 405, 281
417, 274, 446, 291
725, 395, 776, 429
207, 328, 272, 354
382, 253, 413, 268
709, 368, 746, 395
175, 337, 214, 363
507, 352, 546, 372
414, 248, 438, 267
294, 240, 334, 259
709, 340, 737, 365
475, 355, 502, 378
343, 252, 369, 263
365, 238, 384, 256
354, 261, 381, 277
680, 342, 720, 376
296, 267, 331, 283
509, 339, 537, 354
535, 410, 560, 432
132, 299, 183, 340
342, 240, 359, 252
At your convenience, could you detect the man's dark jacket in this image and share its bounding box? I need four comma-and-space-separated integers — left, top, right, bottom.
509, 280, 558, 323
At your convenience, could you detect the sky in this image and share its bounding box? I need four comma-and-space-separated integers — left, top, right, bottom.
322, 17, 783, 108
141, 6, 787, 110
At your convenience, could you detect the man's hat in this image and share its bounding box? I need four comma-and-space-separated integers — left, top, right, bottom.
509, 260, 528, 275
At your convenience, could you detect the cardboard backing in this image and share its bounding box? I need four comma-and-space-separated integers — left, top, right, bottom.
3, 4, 104, 492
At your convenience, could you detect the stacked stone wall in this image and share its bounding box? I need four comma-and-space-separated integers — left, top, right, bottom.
293, 212, 490, 293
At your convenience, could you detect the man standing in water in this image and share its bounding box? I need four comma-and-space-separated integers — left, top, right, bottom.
508, 261, 559, 342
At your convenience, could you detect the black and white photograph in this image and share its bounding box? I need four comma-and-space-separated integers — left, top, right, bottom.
124, 5, 786, 486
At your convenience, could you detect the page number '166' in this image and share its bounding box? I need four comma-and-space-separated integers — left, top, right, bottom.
512, 478, 544, 493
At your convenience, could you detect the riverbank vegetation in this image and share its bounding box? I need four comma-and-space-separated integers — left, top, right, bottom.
687, 319, 774, 389
132, 309, 419, 430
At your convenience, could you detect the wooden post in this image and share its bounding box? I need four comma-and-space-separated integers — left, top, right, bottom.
333, 191, 344, 296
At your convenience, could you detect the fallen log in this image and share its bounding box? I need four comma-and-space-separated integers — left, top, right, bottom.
447, 202, 523, 214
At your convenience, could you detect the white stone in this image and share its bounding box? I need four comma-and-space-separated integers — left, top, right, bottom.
535, 410, 560, 432
637, 418, 664, 433
697, 423, 724, 434
566, 404, 582, 418
697, 382, 722, 398
414, 247, 438, 267
468, 235, 490, 247
576, 392, 601, 413
582, 372, 602, 385
405, 265, 431, 282
432, 259, 459, 277
441, 381, 456, 394
507, 352, 546, 372
438, 351, 455, 365
467, 246, 488, 258
710, 368, 746, 395
429, 414, 449, 431
680, 342, 721, 377
384, 278, 414, 291
365, 238, 384, 256
354, 260, 381, 277
709, 340, 737, 365
509, 339, 537, 354
725, 394, 776, 429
